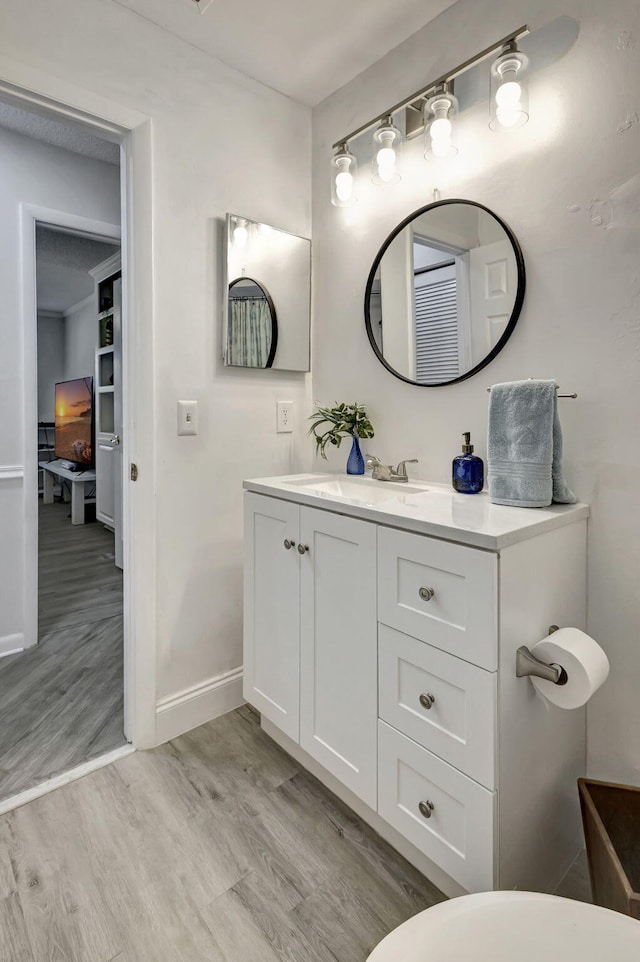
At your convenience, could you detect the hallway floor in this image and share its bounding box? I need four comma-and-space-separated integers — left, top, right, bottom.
0, 706, 445, 962
0, 501, 125, 801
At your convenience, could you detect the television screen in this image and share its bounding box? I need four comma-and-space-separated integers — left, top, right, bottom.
54, 377, 94, 467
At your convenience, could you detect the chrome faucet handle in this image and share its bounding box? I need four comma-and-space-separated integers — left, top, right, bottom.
367, 456, 394, 481
395, 458, 419, 480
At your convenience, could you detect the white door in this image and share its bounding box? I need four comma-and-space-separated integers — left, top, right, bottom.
468, 239, 518, 367
299, 507, 378, 807
243, 493, 300, 741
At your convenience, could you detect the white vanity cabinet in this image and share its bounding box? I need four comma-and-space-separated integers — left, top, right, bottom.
243, 476, 589, 897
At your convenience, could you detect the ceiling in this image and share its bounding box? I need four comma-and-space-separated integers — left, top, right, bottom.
113, 0, 459, 106
0, 103, 119, 165
36, 227, 120, 314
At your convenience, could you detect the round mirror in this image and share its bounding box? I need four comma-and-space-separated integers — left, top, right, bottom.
364, 199, 525, 386
227, 276, 278, 368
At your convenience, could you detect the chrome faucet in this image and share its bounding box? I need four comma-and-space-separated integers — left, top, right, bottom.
366, 455, 419, 483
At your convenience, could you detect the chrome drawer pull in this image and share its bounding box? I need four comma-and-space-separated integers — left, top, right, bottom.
419, 800, 435, 819
419, 586, 435, 602
419, 692, 435, 710
283, 539, 296, 550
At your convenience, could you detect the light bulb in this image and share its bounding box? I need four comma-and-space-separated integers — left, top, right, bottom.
490, 45, 529, 131
372, 119, 402, 186
425, 89, 458, 161
430, 117, 452, 141
331, 144, 357, 206
335, 170, 354, 203
233, 222, 248, 247
376, 145, 396, 170
496, 80, 522, 107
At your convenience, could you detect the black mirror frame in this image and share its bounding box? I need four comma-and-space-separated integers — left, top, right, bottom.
364, 198, 526, 387
228, 276, 278, 369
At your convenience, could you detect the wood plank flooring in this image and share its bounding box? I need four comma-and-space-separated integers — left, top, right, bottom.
0, 706, 445, 962
0, 502, 125, 801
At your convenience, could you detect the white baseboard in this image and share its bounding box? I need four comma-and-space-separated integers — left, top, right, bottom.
155, 666, 244, 745
0, 633, 27, 657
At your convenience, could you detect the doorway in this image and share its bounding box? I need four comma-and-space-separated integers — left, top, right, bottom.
0, 71, 157, 795
0, 102, 138, 803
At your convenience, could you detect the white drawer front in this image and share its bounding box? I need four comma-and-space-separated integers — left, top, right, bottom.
379, 626, 496, 790
378, 721, 495, 892
378, 527, 497, 671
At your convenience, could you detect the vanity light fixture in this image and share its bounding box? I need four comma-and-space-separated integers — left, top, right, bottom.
490, 40, 529, 130
372, 115, 403, 185
424, 83, 458, 160
329, 25, 529, 205
232, 217, 249, 248
331, 142, 358, 207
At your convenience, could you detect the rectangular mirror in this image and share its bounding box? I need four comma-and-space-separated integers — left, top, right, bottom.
223, 214, 311, 372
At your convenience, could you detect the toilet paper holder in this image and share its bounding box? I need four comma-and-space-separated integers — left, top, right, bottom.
516, 626, 569, 686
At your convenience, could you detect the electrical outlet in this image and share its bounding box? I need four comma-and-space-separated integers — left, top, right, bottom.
177, 400, 198, 436
276, 401, 294, 433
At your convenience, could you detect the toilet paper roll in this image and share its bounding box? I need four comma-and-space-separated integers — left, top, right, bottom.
529, 627, 609, 709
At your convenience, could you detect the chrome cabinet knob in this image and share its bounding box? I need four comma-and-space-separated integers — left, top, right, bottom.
284, 539, 296, 550
419, 586, 435, 602
419, 800, 435, 819
297, 543, 310, 555
419, 693, 435, 710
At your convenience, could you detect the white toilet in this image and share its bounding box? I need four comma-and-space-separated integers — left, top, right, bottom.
367, 891, 640, 962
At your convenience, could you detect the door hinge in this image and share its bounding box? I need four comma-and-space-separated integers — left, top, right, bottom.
130, 463, 139, 482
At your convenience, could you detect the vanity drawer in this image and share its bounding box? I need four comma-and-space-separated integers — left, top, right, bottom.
378, 527, 497, 671
378, 625, 496, 790
378, 720, 496, 892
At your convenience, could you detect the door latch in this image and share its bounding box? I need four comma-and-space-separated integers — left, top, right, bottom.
130, 463, 139, 482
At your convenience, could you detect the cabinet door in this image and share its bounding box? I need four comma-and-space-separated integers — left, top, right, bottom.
95, 441, 116, 527
244, 493, 300, 741
299, 506, 378, 808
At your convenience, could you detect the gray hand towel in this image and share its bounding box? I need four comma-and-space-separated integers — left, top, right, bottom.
488, 379, 577, 508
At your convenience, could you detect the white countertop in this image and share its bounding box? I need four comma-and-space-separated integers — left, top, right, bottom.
243, 473, 589, 550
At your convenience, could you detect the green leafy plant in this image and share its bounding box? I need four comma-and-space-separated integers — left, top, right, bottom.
308, 402, 375, 460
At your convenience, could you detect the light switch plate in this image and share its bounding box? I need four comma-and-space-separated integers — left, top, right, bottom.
178, 400, 198, 436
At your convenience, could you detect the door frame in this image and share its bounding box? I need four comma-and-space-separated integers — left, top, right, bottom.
4, 67, 157, 749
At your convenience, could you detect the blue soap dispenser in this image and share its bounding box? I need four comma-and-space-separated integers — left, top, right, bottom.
452, 432, 484, 494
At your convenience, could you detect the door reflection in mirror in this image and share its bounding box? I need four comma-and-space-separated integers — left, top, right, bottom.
227, 277, 277, 369
365, 200, 525, 386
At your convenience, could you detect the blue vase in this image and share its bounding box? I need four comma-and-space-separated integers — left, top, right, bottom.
346, 435, 365, 475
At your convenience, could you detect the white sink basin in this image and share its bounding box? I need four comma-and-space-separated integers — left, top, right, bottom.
283, 475, 430, 507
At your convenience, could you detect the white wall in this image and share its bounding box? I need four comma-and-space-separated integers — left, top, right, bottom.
0, 0, 312, 721
36, 312, 65, 421
0, 126, 119, 650
64, 296, 96, 382
312, 1, 640, 783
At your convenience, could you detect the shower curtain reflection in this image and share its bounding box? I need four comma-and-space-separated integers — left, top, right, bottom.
227, 277, 277, 368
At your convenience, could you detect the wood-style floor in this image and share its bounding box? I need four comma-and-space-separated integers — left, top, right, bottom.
0, 501, 125, 801
0, 706, 445, 962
